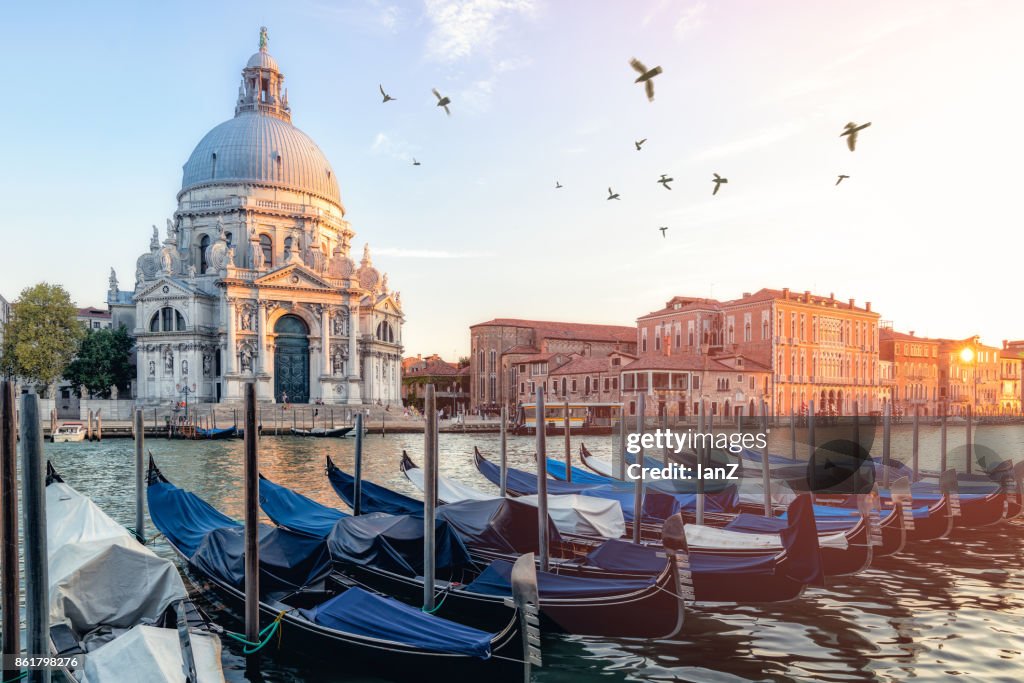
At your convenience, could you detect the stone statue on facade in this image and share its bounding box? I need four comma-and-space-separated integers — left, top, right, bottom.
164, 350, 174, 373
240, 308, 253, 331
161, 247, 174, 275
181, 360, 189, 376
203, 354, 212, 377
150, 225, 160, 251
240, 350, 252, 373
188, 263, 197, 279
148, 360, 155, 377
108, 268, 119, 297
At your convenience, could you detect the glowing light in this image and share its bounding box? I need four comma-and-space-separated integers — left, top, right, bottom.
960, 347, 975, 363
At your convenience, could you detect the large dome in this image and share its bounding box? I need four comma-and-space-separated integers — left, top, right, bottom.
180, 113, 341, 205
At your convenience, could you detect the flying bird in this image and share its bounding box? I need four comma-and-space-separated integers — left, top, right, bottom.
657, 174, 673, 190
629, 58, 662, 102
712, 173, 728, 195
659, 226, 668, 238
840, 122, 871, 151
607, 187, 621, 200
635, 138, 647, 151
379, 84, 395, 103
555, 181, 563, 189
412, 158, 421, 166
836, 174, 849, 186
432, 88, 451, 116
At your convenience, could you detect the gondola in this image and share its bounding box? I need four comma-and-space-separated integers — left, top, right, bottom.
146, 457, 525, 676
194, 426, 238, 439
290, 426, 354, 438
260, 472, 684, 638
324, 456, 824, 603
45, 462, 225, 682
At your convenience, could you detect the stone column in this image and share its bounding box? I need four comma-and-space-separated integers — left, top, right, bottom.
346, 303, 362, 404
321, 305, 331, 377
225, 298, 236, 374
257, 302, 268, 374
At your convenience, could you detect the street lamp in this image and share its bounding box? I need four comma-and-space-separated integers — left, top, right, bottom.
176, 383, 197, 421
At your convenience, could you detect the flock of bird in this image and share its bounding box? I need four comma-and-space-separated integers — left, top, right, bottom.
378, 59, 871, 239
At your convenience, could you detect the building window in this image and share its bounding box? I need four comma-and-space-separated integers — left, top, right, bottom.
260, 234, 273, 266
571, 379, 578, 392
150, 307, 185, 332
612, 377, 618, 390
199, 234, 211, 274
692, 376, 700, 391
375, 321, 395, 343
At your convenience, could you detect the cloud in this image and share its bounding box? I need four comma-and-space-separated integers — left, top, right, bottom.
690, 120, 805, 162
673, 2, 707, 40
423, 0, 537, 63
370, 132, 416, 161
374, 247, 493, 259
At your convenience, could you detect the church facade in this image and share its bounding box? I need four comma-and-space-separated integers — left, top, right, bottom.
108, 28, 404, 405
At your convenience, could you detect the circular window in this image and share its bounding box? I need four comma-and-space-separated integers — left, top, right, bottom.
162, 285, 170, 294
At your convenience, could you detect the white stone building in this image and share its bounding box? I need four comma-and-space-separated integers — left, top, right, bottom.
108, 28, 404, 406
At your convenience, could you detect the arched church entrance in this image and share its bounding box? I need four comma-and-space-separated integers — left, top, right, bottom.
274, 315, 310, 403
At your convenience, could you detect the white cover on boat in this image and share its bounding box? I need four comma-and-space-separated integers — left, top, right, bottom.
46, 481, 188, 635
404, 466, 626, 538
684, 523, 849, 550
83, 625, 225, 683
735, 478, 798, 507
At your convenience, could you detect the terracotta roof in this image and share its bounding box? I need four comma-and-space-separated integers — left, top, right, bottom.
405, 358, 459, 376
880, 329, 938, 343
550, 357, 614, 376
502, 345, 540, 355
472, 318, 635, 343
640, 288, 878, 320
514, 352, 559, 364
77, 307, 111, 318
622, 353, 771, 373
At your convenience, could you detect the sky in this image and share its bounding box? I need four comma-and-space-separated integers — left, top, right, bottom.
2, 0, 1023, 358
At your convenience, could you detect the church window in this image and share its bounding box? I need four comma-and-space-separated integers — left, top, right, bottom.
199, 235, 211, 274
260, 234, 273, 266
150, 307, 185, 332
225, 232, 233, 246
211, 153, 217, 179
375, 321, 395, 343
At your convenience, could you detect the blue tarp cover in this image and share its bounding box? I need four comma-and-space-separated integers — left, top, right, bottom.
326, 512, 474, 577
727, 511, 856, 535
191, 524, 333, 592
582, 538, 779, 576
465, 559, 656, 598
260, 475, 346, 538
328, 460, 423, 516
148, 479, 239, 557
476, 451, 737, 520
299, 587, 493, 659
437, 498, 563, 553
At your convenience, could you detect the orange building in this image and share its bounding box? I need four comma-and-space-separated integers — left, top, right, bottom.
636, 288, 882, 417
937, 336, 1001, 416
879, 327, 940, 417
999, 342, 1022, 415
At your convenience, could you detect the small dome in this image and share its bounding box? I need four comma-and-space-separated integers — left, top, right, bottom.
246, 49, 279, 71
180, 113, 341, 206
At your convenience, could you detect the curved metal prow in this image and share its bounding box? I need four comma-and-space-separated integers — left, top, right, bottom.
508, 552, 541, 682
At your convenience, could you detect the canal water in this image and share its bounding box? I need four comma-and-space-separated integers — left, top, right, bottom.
46, 423, 1024, 682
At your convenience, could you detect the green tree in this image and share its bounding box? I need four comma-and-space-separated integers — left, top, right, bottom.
457, 356, 470, 369
63, 325, 134, 398
0, 283, 84, 395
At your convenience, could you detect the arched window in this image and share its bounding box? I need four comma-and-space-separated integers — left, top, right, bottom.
260, 234, 273, 266
150, 307, 185, 332
199, 234, 211, 274
225, 231, 233, 246
376, 321, 395, 343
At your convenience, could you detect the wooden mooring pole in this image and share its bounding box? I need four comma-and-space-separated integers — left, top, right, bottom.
1, 381, 21, 681
21, 394, 51, 683
243, 384, 260, 655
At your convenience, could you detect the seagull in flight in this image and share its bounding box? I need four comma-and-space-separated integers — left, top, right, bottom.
836, 174, 849, 186
432, 88, 451, 116
635, 138, 647, 151
657, 174, 673, 190
840, 122, 871, 151
555, 181, 563, 189
412, 158, 421, 166
712, 173, 728, 195
630, 58, 662, 102
379, 84, 396, 103
607, 187, 621, 201
659, 226, 668, 238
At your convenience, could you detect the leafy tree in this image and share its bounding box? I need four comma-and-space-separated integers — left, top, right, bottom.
0, 283, 84, 395
63, 325, 134, 398
457, 356, 470, 369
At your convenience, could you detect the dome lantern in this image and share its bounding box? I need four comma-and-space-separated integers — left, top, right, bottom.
235, 26, 290, 122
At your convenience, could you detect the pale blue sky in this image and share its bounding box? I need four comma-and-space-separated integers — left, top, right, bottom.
2, 1, 1023, 357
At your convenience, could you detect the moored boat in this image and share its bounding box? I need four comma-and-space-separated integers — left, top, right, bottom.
51, 422, 86, 443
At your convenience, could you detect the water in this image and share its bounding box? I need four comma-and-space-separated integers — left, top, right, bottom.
45, 425, 1024, 682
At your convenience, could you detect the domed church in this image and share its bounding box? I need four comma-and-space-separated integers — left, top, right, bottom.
108, 28, 404, 405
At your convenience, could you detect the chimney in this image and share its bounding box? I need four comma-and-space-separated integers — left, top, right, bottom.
866, 302, 872, 312
782, 287, 790, 299
742, 292, 751, 298
848, 298, 855, 308
909, 331, 915, 337
804, 290, 811, 303
830, 292, 835, 300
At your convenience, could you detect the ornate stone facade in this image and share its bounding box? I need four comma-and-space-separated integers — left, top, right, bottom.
109, 29, 403, 405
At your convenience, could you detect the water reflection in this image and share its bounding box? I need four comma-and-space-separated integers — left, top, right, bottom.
46, 427, 1024, 683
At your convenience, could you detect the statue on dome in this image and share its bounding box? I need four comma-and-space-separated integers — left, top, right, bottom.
108, 268, 119, 295
166, 218, 177, 242
381, 273, 388, 293
150, 225, 160, 251
361, 243, 372, 266
259, 26, 269, 50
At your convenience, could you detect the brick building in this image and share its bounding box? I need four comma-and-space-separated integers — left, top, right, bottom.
469, 319, 636, 411
879, 327, 940, 416
937, 336, 1002, 416
636, 288, 882, 417
401, 354, 469, 412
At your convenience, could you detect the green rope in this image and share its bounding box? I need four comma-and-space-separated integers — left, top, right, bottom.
421, 588, 449, 614
224, 611, 285, 654
3, 672, 28, 683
